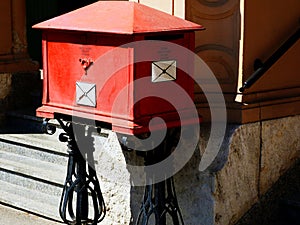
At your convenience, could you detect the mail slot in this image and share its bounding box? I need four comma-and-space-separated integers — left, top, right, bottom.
33, 1, 203, 134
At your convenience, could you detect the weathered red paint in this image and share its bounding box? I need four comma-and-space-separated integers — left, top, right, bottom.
33, 1, 203, 134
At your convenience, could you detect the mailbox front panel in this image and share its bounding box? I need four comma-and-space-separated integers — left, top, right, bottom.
41, 31, 135, 124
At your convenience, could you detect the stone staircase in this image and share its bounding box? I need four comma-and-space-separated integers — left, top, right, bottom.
0, 112, 68, 222
0, 110, 121, 224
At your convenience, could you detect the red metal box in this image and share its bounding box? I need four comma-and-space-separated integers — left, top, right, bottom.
33, 1, 203, 134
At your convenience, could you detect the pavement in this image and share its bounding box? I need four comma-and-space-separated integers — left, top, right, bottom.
0, 204, 62, 225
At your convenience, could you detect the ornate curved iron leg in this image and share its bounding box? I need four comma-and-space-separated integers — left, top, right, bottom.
137, 178, 184, 225
57, 120, 106, 225
136, 129, 184, 225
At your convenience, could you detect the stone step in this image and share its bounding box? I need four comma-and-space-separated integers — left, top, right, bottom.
0, 168, 62, 196
0, 149, 106, 222
0, 179, 61, 221
0, 112, 111, 222
0, 142, 66, 220
0, 204, 61, 225
0, 131, 68, 164
0, 125, 67, 221
0, 149, 66, 185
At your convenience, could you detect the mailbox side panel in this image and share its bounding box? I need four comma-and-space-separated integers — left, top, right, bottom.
41, 33, 49, 105
133, 32, 197, 131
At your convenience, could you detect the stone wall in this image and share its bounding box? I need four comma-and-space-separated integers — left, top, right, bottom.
92, 125, 215, 224
92, 115, 300, 225
215, 123, 261, 225
260, 116, 300, 194
215, 115, 300, 225
0, 74, 12, 101
0, 73, 12, 114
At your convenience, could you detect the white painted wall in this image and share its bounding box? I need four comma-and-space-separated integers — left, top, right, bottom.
129, 0, 185, 18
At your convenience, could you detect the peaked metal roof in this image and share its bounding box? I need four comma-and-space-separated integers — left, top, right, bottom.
33, 1, 203, 34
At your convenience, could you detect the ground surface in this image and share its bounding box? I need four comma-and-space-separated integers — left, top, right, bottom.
236, 159, 300, 225
0, 204, 61, 225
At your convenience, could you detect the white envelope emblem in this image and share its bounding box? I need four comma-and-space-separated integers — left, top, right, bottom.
152, 60, 177, 83
76, 82, 96, 107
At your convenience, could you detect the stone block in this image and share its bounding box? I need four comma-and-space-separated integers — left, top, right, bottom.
260, 115, 300, 194
94, 131, 132, 225
0, 73, 12, 100
215, 122, 260, 225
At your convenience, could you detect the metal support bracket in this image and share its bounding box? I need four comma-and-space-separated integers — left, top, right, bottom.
135, 129, 184, 225
136, 177, 184, 225
52, 119, 106, 225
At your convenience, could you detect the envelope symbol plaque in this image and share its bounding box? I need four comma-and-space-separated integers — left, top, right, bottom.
76, 82, 96, 107
152, 60, 177, 83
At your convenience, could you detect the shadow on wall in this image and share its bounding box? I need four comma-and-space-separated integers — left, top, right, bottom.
120, 123, 234, 225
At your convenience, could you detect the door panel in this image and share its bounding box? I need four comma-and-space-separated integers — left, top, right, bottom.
186, 0, 240, 104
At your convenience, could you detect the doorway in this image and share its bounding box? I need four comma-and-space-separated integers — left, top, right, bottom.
26, 0, 97, 66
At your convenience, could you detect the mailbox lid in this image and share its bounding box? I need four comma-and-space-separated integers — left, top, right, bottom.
33, 1, 203, 34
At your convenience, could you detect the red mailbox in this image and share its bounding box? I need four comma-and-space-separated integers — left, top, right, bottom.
33, 2, 205, 224
33, 1, 203, 135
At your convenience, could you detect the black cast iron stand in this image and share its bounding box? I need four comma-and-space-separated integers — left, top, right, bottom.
46, 119, 106, 225
135, 129, 184, 225
45, 119, 184, 225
